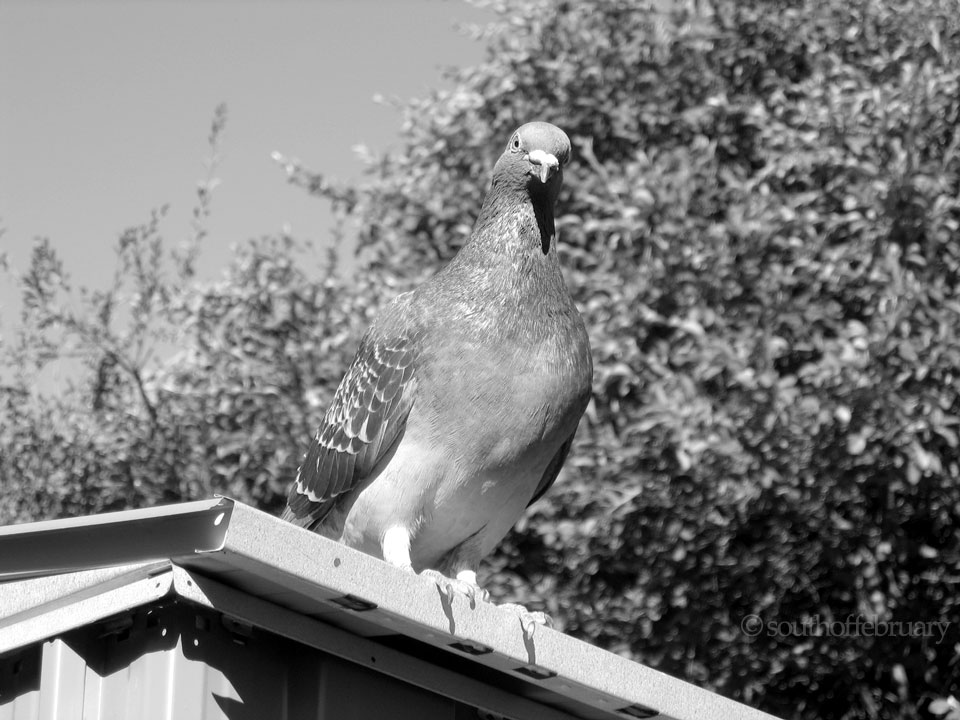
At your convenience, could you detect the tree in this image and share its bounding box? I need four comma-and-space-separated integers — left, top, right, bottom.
2, 1, 959, 718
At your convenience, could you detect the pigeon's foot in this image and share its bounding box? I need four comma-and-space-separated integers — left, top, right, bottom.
420, 568, 490, 609
498, 602, 554, 640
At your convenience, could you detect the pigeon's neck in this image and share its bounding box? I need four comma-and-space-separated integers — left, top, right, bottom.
436, 186, 574, 335
464, 187, 557, 264
423, 182, 584, 362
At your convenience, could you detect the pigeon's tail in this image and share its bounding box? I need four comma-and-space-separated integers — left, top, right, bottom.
280, 508, 314, 529
280, 501, 328, 532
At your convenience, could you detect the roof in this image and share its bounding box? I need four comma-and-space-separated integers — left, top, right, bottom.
0, 498, 781, 720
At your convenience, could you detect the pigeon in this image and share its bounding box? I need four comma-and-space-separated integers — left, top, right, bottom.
282, 121, 592, 634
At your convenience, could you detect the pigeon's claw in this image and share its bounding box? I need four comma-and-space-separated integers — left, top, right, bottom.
420, 569, 489, 609
498, 602, 554, 640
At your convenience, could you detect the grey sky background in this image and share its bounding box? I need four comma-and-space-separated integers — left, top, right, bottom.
1, 0, 491, 343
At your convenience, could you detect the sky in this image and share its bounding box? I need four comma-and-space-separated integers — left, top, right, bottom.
0, 0, 492, 338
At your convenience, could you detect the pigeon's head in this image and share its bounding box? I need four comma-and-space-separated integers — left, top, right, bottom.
493, 121, 571, 203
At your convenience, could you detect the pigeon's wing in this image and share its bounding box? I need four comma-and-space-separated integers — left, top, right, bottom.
526, 434, 575, 508
283, 329, 418, 529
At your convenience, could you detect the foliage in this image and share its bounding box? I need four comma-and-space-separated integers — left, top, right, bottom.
3, 1, 960, 719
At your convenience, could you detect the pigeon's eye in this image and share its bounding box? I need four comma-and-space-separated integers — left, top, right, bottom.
509, 135, 522, 152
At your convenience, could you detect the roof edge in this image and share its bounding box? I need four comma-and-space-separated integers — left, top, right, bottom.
0, 498, 232, 580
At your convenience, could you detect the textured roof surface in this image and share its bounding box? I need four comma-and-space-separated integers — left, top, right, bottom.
0, 498, 781, 720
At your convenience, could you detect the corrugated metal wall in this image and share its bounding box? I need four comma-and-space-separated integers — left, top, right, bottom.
0, 602, 475, 720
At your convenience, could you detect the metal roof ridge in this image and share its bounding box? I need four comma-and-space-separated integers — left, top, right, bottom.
0, 499, 784, 720
210, 502, 784, 720
0, 498, 232, 580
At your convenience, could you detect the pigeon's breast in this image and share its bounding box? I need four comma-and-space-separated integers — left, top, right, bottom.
423, 307, 591, 462
396, 319, 590, 566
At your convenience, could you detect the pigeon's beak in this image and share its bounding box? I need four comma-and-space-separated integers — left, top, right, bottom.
528, 149, 560, 184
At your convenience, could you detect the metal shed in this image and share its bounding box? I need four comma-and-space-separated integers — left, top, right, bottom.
0, 498, 780, 720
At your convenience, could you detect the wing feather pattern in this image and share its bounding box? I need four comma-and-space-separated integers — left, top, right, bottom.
283, 329, 418, 528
